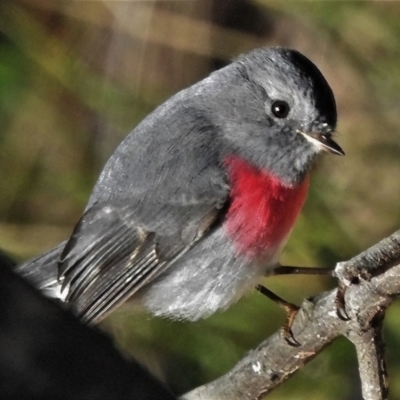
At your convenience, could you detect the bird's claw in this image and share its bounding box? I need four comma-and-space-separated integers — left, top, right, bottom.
282, 304, 301, 347
335, 281, 350, 321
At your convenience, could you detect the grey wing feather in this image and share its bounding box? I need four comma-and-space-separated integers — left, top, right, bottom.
59, 200, 225, 324
58, 205, 167, 324
79, 245, 160, 324
16, 243, 66, 297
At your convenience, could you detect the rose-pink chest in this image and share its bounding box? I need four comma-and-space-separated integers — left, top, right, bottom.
223, 155, 309, 259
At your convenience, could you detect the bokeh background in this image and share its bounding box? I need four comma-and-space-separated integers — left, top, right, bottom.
1, 1, 400, 399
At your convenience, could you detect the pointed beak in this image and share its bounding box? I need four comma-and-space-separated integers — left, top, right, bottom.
297, 130, 345, 156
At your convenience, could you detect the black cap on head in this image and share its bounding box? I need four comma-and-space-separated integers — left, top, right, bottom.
285, 49, 337, 129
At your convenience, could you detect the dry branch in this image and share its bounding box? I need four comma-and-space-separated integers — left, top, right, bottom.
183, 230, 400, 400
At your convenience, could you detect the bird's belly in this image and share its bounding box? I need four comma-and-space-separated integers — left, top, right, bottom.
141, 228, 273, 321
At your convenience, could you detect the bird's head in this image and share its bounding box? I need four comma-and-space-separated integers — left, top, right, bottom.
214, 47, 343, 185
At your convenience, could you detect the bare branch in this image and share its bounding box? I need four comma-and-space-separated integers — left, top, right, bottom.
347, 313, 388, 400
182, 230, 400, 400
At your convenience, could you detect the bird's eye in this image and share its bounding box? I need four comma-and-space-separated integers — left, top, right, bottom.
271, 100, 290, 119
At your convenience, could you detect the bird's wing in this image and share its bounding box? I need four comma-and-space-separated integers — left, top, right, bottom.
59, 103, 229, 324
59, 190, 227, 325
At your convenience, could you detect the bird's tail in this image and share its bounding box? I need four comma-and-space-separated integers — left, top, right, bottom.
15, 242, 66, 299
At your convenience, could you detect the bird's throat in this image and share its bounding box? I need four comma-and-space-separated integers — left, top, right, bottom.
223, 155, 309, 260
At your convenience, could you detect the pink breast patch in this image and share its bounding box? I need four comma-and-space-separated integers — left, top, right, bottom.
223, 155, 309, 259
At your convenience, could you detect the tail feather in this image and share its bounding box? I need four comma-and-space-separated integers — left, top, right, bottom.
15, 242, 66, 298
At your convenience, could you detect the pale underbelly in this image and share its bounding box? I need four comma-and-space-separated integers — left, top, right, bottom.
140, 227, 283, 321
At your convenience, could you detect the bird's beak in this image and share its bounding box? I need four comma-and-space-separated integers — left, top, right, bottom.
297, 130, 345, 156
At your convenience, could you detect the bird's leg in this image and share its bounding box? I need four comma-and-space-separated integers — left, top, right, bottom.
272, 264, 350, 320
273, 265, 334, 276
258, 265, 351, 345
256, 284, 300, 347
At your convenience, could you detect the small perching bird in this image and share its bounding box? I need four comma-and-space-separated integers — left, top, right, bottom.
18, 47, 343, 341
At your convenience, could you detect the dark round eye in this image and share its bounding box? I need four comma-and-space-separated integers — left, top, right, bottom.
271, 100, 290, 119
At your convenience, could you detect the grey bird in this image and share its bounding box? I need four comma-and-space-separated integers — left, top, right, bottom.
17, 47, 343, 330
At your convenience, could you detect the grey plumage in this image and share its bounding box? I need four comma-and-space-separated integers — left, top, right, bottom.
17, 47, 340, 323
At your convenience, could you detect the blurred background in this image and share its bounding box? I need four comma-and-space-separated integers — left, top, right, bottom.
1, 1, 400, 399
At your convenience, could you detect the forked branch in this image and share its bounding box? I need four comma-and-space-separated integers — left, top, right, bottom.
183, 230, 400, 400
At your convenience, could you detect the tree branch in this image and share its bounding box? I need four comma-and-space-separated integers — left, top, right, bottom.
347, 314, 388, 400
183, 230, 400, 400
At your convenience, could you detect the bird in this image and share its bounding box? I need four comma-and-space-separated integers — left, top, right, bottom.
17, 47, 343, 341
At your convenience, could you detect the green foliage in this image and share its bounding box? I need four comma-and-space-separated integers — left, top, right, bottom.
0, 34, 28, 140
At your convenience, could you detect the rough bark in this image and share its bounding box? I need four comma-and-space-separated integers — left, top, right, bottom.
183, 230, 400, 400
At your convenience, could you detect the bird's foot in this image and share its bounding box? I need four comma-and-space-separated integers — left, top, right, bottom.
274, 264, 352, 321
335, 280, 350, 321
256, 284, 301, 347
281, 302, 301, 347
